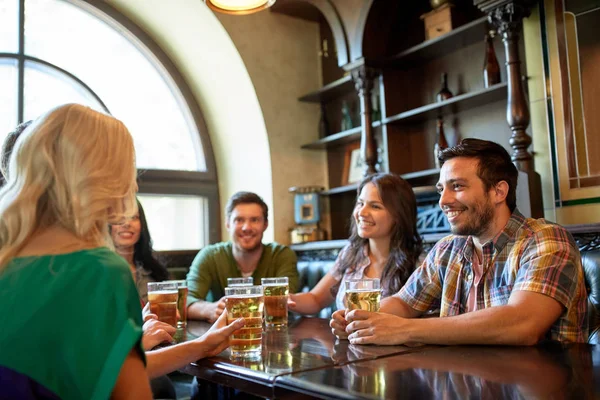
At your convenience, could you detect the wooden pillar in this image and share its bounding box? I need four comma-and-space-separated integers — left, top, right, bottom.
351, 64, 378, 176
475, 0, 543, 218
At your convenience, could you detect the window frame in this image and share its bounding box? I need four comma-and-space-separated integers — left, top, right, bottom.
3, 0, 221, 244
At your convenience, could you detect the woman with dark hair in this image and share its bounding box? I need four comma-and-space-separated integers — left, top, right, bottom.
289, 173, 423, 314
110, 199, 169, 304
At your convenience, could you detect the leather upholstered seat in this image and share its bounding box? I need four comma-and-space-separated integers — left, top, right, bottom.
582, 249, 600, 343
296, 259, 337, 318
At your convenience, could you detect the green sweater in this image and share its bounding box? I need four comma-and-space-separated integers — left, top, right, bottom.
186, 242, 299, 305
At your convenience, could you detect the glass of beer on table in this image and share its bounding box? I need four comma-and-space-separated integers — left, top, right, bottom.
224, 285, 264, 360
345, 278, 381, 312
227, 277, 254, 287
167, 280, 188, 328
147, 281, 178, 327
261, 277, 289, 328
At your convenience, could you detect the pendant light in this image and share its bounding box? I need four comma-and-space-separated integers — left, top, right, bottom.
204, 0, 276, 15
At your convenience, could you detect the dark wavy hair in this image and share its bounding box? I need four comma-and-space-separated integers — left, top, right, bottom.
335, 173, 423, 297
109, 199, 170, 281
132, 199, 169, 281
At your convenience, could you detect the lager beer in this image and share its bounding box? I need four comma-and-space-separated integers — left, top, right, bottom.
345, 289, 381, 312
261, 277, 289, 328
147, 288, 178, 327
227, 277, 254, 287
344, 278, 381, 312
225, 285, 264, 359
177, 285, 188, 328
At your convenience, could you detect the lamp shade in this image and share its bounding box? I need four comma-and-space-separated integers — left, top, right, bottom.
204, 0, 276, 15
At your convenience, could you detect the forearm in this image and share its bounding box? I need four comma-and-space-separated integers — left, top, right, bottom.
187, 300, 213, 321
291, 292, 329, 315
405, 305, 543, 345
380, 296, 423, 318
145, 341, 206, 378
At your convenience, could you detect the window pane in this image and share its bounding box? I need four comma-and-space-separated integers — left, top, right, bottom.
23, 60, 105, 121
0, 59, 18, 146
138, 194, 208, 251
24, 0, 205, 171
0, 0, 18, 53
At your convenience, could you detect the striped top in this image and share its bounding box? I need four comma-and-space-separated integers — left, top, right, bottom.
399, 209, 588, 343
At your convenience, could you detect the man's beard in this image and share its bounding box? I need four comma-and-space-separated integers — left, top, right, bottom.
450, 198, 495, 237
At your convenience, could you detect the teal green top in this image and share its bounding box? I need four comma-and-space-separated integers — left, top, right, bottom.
0, 247, 144, 400
186, 242, 299, 305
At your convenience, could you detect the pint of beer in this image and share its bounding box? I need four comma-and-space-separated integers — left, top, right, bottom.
147, 281, 178, 327
261, 277, 289, 328
227, 277, 254, 287
225, 285, 264, 360
345, 278, 381, 312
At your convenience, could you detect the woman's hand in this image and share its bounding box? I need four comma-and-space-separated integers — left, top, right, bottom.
287, 293, 297, 310
197, 311, 245, 358
330, 309, 348, 339
142, 317, 176, 350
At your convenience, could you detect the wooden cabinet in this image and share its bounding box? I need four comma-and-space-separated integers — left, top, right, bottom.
273, 0, 540, 240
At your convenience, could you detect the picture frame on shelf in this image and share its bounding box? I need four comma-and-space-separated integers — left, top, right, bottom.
342, 142, 364, 185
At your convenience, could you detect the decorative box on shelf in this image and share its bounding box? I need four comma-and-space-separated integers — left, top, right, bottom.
420, 3, 465, 40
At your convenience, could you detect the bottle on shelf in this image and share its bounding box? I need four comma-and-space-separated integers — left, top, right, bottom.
341, 100, 354, 131
483, 31, 501, 88
433, 116, 448, 169
436, 73, 453, 102
318, 103, 330, 138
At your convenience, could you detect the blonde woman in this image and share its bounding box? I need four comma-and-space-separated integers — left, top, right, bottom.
0, 104, 243, 399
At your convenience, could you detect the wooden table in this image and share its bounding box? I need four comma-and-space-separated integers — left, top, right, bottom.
180, 318, 600, 399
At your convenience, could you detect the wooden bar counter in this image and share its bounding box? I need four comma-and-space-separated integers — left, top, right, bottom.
180, 317, 600, 399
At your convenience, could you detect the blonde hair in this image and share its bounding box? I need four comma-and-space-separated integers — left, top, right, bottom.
0, 104, 137, 270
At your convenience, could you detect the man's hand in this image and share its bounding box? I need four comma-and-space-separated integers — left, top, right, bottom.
206, 297, 227, 323
330, 309, 348, 339
197, 311, 245, 358
345, 309, 409, 345
142, 317, 177, 350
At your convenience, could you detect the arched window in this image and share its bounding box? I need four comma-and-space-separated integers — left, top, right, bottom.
0, 0, 219, 250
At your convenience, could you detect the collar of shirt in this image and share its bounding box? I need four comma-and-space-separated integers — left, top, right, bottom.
460, 208, 526, 264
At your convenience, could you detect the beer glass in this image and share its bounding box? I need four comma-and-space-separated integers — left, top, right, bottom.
227, 277, 254, 287
167, 280, 188, 328
345, 278, 381, 312
261, 277, 289, 328
225, 285, 264, 360
147, 281, 178, 327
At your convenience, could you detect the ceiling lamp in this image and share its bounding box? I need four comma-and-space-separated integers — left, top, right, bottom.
204, 0, 276, 15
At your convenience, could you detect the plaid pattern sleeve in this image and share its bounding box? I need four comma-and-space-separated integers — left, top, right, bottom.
398, 239, 448, 313
511, 220, 588, 342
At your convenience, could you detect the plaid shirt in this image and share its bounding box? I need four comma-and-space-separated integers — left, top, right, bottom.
399, 209, 588, 343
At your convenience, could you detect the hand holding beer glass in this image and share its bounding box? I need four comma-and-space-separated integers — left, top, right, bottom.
345, 278, 381, 312
261, 277, 289, 328
225, 285, 264, 359
147, 282, 179, 327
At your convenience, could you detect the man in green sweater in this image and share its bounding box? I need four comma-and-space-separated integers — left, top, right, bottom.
186, 191, 299, 322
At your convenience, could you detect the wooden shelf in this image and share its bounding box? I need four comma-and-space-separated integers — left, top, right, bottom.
298, 75, 354, 103
323, 183, 437, 196
301, 121, 383, 150
384, 82, 507, 125
381, 17, 489, 68
401, 168, 440, 180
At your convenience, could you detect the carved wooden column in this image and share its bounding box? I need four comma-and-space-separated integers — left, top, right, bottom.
351, 64, 378, 176
475, 0, 543, 218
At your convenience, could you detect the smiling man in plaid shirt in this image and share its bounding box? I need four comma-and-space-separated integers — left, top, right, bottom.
331, 139, 588, 345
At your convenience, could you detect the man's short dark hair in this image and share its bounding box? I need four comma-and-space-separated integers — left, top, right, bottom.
1, 120, 33, 181
226, 191, 268, 221
439, 138, 519, 211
